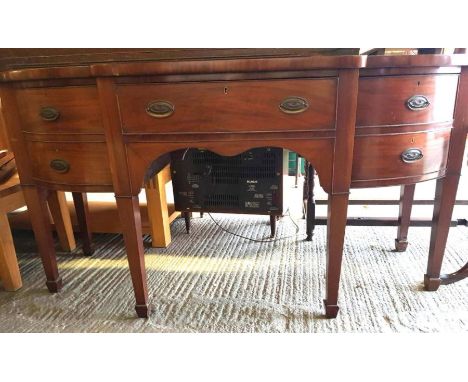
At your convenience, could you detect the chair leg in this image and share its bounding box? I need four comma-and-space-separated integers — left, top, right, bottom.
72, 192, 93, 256
22, 186, 62, 293
47, 191, 76, 252
395, 184, 416, 252
145, 170, 172, 248
0, 212, 22, 291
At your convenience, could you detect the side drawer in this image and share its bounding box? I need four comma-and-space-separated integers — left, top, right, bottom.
351, 129, 450, 186
356, 74, 458, 127
116, 79, 337, 134
27, 141, 112, 186
15, 86, 104, 134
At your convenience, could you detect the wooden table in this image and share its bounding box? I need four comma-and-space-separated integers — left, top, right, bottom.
0, 50, 467, 318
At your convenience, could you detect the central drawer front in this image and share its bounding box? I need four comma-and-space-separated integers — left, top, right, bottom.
356, 74, 459, 127
116, 79, 337, 134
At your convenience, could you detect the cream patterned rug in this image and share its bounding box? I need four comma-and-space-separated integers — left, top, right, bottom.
0, 214, 467, 332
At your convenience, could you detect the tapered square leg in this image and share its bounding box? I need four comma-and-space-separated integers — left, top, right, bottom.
305, 163, 316, 241
72, 192, 93, 256
323, 300, 339, 318
22, 186, 62, 293
115, 195, 150, 318
425, 175, 460, 291
424, 274, 441, 291
324, 193, 349, 319
395, 184, 415, 252
46, 278, 63, 293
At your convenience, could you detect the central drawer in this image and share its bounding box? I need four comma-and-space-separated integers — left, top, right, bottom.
116, 79, 337, 134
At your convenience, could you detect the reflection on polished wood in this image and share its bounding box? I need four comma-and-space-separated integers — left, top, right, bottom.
1, 50, 467, 319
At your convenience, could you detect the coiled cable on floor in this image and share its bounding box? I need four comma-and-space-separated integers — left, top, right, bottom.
205, 209, 303, 243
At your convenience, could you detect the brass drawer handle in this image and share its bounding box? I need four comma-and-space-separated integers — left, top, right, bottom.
406, 95, 430, 111
401, 148, 423, 163
279, 97, 309, 114
146, 100, 175, 118
40, 107, 60, 121
50, 159, 70, 173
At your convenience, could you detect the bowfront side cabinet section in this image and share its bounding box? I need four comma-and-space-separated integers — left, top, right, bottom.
1, 52, 468, 320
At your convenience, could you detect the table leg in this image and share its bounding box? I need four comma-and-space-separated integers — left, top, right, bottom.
395, 184, 416, 252
424, 174, 461, 291
115, 195, 149, 318
305, 163, 316, 241
294, 154, 300, 188
22, 186, 62, 292
72, 192, 93, 256
324, 193, 349, 318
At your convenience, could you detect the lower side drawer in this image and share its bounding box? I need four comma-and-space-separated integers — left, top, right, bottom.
351, 129, 450, 187
27, 141, 113, 186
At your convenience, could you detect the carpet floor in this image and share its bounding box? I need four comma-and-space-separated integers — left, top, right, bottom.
0, 214, 467, 332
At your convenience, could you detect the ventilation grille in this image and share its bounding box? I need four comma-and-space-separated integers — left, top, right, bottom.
189, 150, 279, 185
192, 151, 242, 166
204, 194, 239, 208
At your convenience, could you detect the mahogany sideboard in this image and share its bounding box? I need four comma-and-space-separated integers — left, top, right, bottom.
0, 51, 467, 319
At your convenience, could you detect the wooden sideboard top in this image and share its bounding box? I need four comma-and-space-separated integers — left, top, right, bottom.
1, 49, 467, 82
0, 48, 360, 72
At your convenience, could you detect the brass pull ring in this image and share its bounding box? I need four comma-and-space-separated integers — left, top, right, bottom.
146, 100, 175, 118
279, 97, 309, 114
50, 159, 70, 173
406, 95, 430, 111
401, 148, 423, 163
40, 107, 60, 121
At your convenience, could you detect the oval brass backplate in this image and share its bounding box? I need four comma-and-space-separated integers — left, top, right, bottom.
146, 100, 175, 118
50, 159, 70, 173
40, 107, 60, 121
401, 148, 424, 163
279, 97, 309, 114
406, 95, 430, 111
